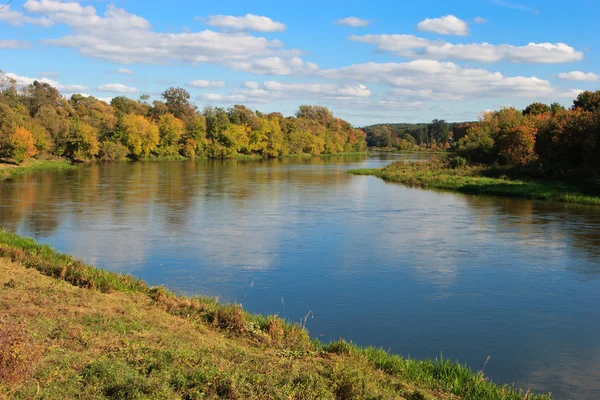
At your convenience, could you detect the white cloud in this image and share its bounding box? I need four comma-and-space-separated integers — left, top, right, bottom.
187, 80, 226, 88
23, 2, 303, 72
474, 17, 488, 24
199, 89, 277, 104
23, 0, 95, 16
97, 83, 139, 93
321, 60, 580, 100
243, 81, 260, 89
5, 72, 88, 92
417, 15, 470, 36
231, 56, 319, 76
116, 68, 134, 75
557, 71, 600, 82
333, 17, 370, 28
199, 80, 372, 106
0, 5, 54, 27
25, 16, 53, 27
263, 81, 371, 98
201, 14, 286, 32
0, 6, 25, 26
0, 40, 32, 48
350, 34, 584, 63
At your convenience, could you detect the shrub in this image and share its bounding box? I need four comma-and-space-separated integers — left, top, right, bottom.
99, 141, 129, 162
450, 156, 468, 169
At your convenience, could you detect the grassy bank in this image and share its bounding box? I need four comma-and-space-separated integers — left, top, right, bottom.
0, 159, 76, 181
349, 159, 600, 205
0, 230, 551, 399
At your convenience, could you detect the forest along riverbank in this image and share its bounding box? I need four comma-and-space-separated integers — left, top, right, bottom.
349, 157, 600, 205
0, 230, 553, 400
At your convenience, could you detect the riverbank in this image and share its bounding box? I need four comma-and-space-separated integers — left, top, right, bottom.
1, 152, 368, 179
0, 159, 77, 181
0, 230, 550, 399
349, 159, 600, 206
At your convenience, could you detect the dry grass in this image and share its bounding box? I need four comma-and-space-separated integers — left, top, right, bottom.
0, 230, 553, 399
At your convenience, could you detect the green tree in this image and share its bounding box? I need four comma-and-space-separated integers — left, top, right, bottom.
572, 90, 600, 113
523, 102, 551, 116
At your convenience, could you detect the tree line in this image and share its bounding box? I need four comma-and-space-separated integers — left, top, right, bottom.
363, 120, 457, 151
455, 92, 600, 180
0, 73, 367, 164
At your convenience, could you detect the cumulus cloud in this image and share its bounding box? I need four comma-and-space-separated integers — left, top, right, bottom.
474, 17, 488, 24
201, 14, 286, 32
263, 81, 371, 98
320, 60, 580, 100
333, 17, 370, 28
0, 5, 23, 26
23, 0, 95, 15
230, 56, 319, 76
5, 72, 88, 92
350, 34, 584, 63
417, 15, 469, 36
557, 71, 600, 82
200, 81, 372, 105
19, 0, 305, 73
243, 81, 260, 89
187, 80, 226, 88
0, 40, 32, 48
97, 83, 139, 93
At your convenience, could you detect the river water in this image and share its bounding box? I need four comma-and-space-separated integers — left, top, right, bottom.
1, 154, 599, 400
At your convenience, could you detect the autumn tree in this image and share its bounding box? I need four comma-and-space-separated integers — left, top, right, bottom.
66, 121, 100, 161
162, 87, 196, 122
121, 114, 159, 158
157, 113, 185, 156
3, 127, 37, 164
23, 81, 60, 117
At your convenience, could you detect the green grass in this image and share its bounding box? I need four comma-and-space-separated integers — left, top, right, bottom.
0, 229, 552, 399
0, 159, 77, 181
349, 159, 600, 205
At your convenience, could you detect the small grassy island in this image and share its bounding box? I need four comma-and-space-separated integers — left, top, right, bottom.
0, 230, 551, 399
349, 157, 600, 205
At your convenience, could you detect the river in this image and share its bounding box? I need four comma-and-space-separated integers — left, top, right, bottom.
1, 154, 599, 400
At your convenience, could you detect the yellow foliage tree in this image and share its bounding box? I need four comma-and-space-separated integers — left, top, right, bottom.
67, 121, 100, 161
121, 114, 159, 158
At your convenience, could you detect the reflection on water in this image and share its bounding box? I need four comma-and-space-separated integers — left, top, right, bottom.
1, 154, 600, 400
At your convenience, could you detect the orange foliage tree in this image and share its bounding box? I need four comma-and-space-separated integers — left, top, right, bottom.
6, 127, 37, 164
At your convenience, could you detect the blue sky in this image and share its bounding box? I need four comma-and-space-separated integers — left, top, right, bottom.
1, 0, 598, 125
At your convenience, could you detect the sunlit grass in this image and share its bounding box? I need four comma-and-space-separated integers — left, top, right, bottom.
349, 159, 600, 205
0, 229, 553, 399
0, 159, 76, 181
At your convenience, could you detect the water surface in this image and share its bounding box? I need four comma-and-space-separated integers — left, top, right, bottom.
1, 154, 599, 400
